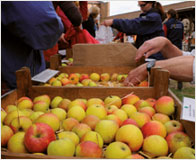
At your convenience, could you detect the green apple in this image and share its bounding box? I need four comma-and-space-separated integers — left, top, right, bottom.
33, 95, 51, 106
51, 108, 66, 121
33, 101, 49, 113
51, 80, 62, 86
104, 95, 122, 108
57, 131, 79, 146
88, 81, 97, 87
17, 97, 33, 110
173, 147, 195, 159
72, 123, 91, 139
121, 104, 137, 117
51, 96, 63, 109
4, 105, 17, 113
58, 98, 71, 111
67, 106, 86, 122
29, 111, 44, 122
4, 110, 25, 126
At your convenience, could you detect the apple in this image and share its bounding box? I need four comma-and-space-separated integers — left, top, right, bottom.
166, 131, 192, 153
104, 95, 122, 108
68, 57, 73, 62
105, 141, 131, 159
152, 113, 170, 124
129, 112, 150, 128
81, 131, 103, 148
112, 109, 128, 124
117, 74, 126, 82
141, 120, 167, 138
76, 141, 102, 158
33, 101, 49, 113
4, 105, 17, 113
51, 96, 63, 109
51, 79, 62, 86
24, 123, 56, 153
87, 98, 104, 108
1, 125, 14, 147
134, 99, 151, 110
90, 73, 100, 82
125, 154, 144, 159
58, 98, 71, 111
86, 104, 107, 120
122, 94, 140, 105
1, 110, 7, 123
10, 116, 32, 133
33, 95, 50, 106
88, 81, 97, 87
17, 97, 33, 110
138, 106, 155, 118
121, 104, 137, 117
142, 135, 168, 157
4, 110, 25, 126
81, 115, 100, 130
72, 123, 91, 138
173, 147, 195, 159
67, 106, 86, 122
79, 74, 89, 82
58, 73, 68, 79
105, 105, 118, 114
8, 132, 28, 153
95, 120, 119, 143
81, 79, 92, 86
100, 73, 110, 82
48, 77, 56, 84
164, 120, 184, 134
29, 111, 44, 122
50, 108, 67, 121
62, 118, 79, 131
68, 99, 87, 111
145, 98, 156, 108
75, 98, 87, 105
121, 118, 139, 127
155, 96, 175, 116
138, 80, 148, 87
57, 131, 79, 146
105, 114, 121, 126
69, 73, 79, 84
110, 73, 118, 81
76, 83, 83, 87
115, 124, 143, 152
47, 138, 75, 157
61, 77, 71, 86
20, 109, 33, 117
35, 113, 60, 131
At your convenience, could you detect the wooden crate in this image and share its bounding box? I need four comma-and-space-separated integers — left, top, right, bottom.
1, 67, 195, 159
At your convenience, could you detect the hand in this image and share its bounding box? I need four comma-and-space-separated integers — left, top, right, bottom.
123, 63, 148, 86
59, 33, 69, 44
101, 19, 113, 27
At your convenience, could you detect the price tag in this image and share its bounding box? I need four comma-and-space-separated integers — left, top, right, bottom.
31, 69, 59, 83
181, 97, 195, 122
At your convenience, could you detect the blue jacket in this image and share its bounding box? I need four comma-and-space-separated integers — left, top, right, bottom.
2, 1, 64, 89
112, 9, 165, 60
164, 18, 184, 49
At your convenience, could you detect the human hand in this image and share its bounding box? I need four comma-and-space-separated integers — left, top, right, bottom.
101, 19, 113, 27
59, 33, 69, 44
123, 63, 148, 86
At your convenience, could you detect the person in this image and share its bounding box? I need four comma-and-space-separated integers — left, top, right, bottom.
124, 37, 195, 86
1, 1, 64, 93
102, 1, 165, 60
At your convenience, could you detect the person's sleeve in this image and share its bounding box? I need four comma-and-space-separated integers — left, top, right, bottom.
112, 12, 162, 35
57, 1, 82, 26
1, 1, 64, 50
163, 24, 167, 37
79, 1, 88, 21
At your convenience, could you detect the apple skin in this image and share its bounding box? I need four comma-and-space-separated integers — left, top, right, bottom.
76, 141, 102, 158
62, 118, 79, 131
47, 138, 75, 157
68, 99, 87, 111
10, 116, 32, 133
81, 79, 92, 86
69, 73, 79, 84
111, 73, 118, 81
33, 95, 50, 106
95, 120, 119, 144
138, 80, 148, 87
57, 131, 79, 146
24, 123, 56, 153
155, 96, 175, 116
105, 141, 131, 159
152, 113, 170, 124
104, 95, 122, 108
122, 94, 140, 105
51, 79, 62, 86
61, 77, 71, 86
58, 98, 71, 111
86, 98, 104, 108
141, 120, 167, 138
166, 131, 192, 154
50, 108, 67, 121
1, 125, 14, 147
125, 154, 145, 159
112, 109, 128, 125
121, 118, 139, 128
51, 96, 63, 109
115, 124, 143, 152
129, 112, 151, 128
88, 81, 97, 87
8, 132, 28, 153
121, 104, 137, 117
105, 114, 121, 127
81, 115, 100, 130
90, 73, 100, 82
29, 111, 44, 122
4, 110, 25, 126
72, 123, 91, 139
33, 101, 49, 113
79, 74, 89, 82
142, 135, 168, 157
1, 110, 7, 123
105, 105, 118, 114
81, 131, 103, 148
145, 98, 156, 108
100, 73, 110, 82
173, 147, 195, 159
86, 104, 107, 120
17, 97, 33, 110
164, 120, 184, 134
138, 106, 155, 118
67, 106, 86, 122
4, 105, 17, 113
134, 99, 151, 110
35, 113, 60, 131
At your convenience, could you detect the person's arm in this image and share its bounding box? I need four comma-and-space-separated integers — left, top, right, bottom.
163, 24, 167, 37
124, 56, 194, 86
135, 37, 183, 62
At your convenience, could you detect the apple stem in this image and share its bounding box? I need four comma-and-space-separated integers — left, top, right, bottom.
55, 129, 64, 134
168, 152, 173, 158
138, 151, 153, 159
121, 92, 134, 100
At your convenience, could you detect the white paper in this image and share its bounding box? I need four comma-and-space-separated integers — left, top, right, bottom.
31, 69, 59, 83
181, 97, 195, 122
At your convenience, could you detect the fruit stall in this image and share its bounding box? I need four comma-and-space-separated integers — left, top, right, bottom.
1, 67, 195, 159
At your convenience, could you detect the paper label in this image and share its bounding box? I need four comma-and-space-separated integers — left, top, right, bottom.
31, 69, 59, 83
181, 97, 195, 122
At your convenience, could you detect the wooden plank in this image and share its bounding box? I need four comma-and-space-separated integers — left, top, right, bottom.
50, 54, 61, 70
66, 48, 73, 59
150, 67, 161, 87
1, 90, 17, 109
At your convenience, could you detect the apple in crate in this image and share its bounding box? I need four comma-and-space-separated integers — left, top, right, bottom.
121, 118, 139, 127
4, 105, 17, 113
105, 105, 118, 114
121, 104, 137, 117
86, 104, 107, 120
69, 73, 79, 84
139, 106, 155, 118
33, 101, 49, 113
122, 94, 140, 105
58, 98, 71, 111
152, 113, 170, 124
24, 123, 56, 153
129, 112, 151, 128
134, 99, 151, 110
126, 154, 144, 159
1, 125, 14, 147
90, 73, 100, 82
87, 98, 104, 108
1, 110, 7, 123
57, 131, 79, 146
62, 117, 79, 131
104, 95, 122, 108
81, 115, 100, 130
68, 99, 87, 111
67, 106, 86, 122
4, 110, 25, 126
164, 120, 184, 134
17, 97, 33, 110
33, 95, 51, 106
51, 96, 63, 109
100, 73, 110, 82
173, 147, 195, 159
105, 114, 121, 127
72, 123, 91, 139
80, 74, 89, 82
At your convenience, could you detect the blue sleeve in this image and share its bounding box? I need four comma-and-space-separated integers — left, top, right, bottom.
1, 1, 64, 50
112, 12, 163, 35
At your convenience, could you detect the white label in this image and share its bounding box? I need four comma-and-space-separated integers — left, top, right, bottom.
181, 97, 195, 122
31, 69, 59, 83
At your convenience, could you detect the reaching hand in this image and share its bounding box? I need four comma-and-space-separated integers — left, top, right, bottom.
101, 19, 113, 27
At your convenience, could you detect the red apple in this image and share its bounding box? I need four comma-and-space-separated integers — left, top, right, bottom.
79, 74, 89, 82
145, 98, 156, 108
164, 120, 184, 134
121, 118, 139, 128
122, 94, 140, 105
152, 113, 170, 124
24, 123, 56, 153
138, 106, 155, 118
69, 73, 79, 84
81, 115, 100, 130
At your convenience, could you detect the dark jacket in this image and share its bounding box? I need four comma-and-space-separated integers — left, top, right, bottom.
82, 14, 96, 37
112, 9, 165, 60
1, 1, 64, 89
164, 18, 184, 49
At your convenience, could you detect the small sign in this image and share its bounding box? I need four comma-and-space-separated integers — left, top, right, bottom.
31, 69, 59, 83
61, 59, 69, 63
181, 97, 195, 122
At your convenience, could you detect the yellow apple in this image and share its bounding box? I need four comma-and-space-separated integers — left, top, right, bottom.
1, 110, 7, 123
4, 110, 25, 126
51, 79, 62, 86
100, 73, 110, 82
29, 111, 44, 122
81, 115, 100, 130
68, 99, 86, 111
67, 106, 86, 122
50, 108, 66, 121
86, 104, 107, 120
51, 96, 63, 109
20, 109, 33, 117
57, 131, 79, 146
90, 73, 100, 82
4, 105, 17, 113
105, 105, 118, 114
121, 104, 137, 117
87, 98, 104, 108
62, 118, 79, 131
112, 109, 128, 124
105, 114, 121, 127
104, 95, 122, 108
1, 125, 14, 147
88, 81, 97, 87
58, 98, 71, 111
33, 101, 49, 113
173, 147, 195, 159
81, 79, 92, 86
17, 97, 33, 110
152, 113, 170, 124
33, 95, 51, 106
72, 123, 91, 138
129, 112, 151, 128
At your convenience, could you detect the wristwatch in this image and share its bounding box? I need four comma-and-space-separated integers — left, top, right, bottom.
146, 60, 156, 73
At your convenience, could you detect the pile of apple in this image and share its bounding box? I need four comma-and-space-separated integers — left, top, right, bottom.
61, 58, 73, 67
44, 72, 148, 87
1, 94, 195, 159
